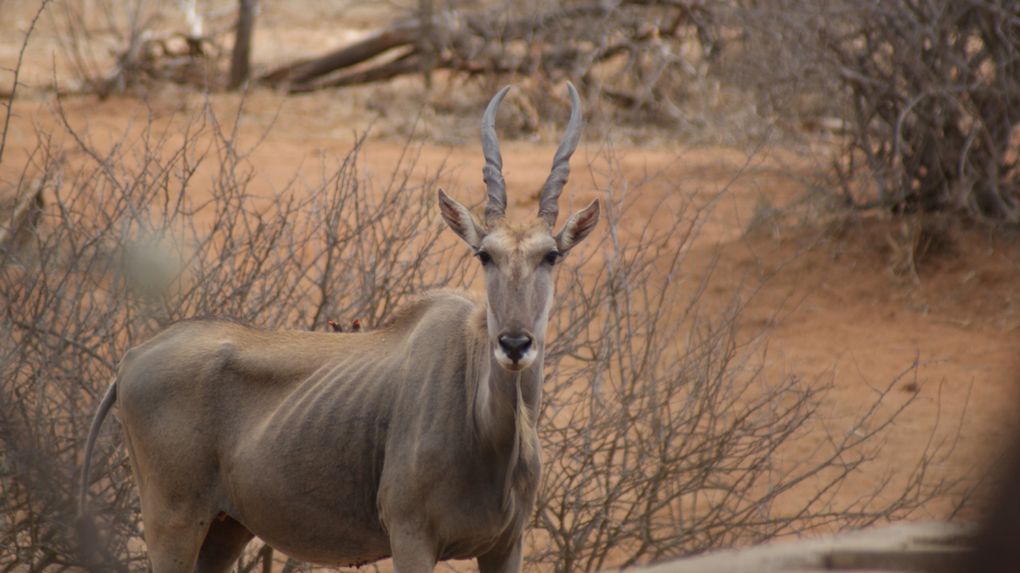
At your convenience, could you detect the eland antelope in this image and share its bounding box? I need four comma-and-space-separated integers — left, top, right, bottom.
79, 83, 599, 573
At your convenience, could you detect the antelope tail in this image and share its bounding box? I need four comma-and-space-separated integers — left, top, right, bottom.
78, 381, 118, 516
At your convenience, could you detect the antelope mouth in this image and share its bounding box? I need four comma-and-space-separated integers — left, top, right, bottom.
493, 351, 537, 372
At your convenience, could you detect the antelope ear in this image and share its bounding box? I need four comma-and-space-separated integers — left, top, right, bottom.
438, 189, 484, 248
555, 200, 599, 252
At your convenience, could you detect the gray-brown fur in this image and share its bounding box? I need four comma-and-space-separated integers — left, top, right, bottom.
79, 84, 599, 573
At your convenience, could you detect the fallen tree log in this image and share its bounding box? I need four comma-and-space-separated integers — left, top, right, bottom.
260, 19, 421, 86
288, 50, 422, 93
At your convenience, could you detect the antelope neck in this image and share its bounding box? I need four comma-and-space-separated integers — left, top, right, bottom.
468, 320, 542, 451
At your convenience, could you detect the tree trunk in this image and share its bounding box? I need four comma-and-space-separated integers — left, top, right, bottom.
228, 0, 257, 90
260, 544, 273, 573
419, 0, 436, 91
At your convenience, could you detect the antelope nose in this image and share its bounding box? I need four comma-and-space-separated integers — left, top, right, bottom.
498, 334, 533, 361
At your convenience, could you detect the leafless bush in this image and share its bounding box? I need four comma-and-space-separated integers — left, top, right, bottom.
47, 0, 235, 96
0, 94, 464, 569
48, 0, 153, 94
724, 0, 1020, 222
1, 78, 961, 573
522, 156, 962, 571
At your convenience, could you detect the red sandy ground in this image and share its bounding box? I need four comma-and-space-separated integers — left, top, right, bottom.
3, 2, 1019, 569
9, 85, 1019, 511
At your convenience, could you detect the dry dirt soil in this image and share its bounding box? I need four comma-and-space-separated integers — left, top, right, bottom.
3, 0, 1020, 569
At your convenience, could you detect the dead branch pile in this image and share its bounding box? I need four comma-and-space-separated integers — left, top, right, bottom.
104, 32, 224, 94
261, 0, 718, 111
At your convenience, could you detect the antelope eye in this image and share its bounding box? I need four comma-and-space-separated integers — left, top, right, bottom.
543, 251, 562, 266
475, 250, 493, 265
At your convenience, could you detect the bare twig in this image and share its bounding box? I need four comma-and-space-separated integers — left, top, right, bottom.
0, 0, 51, 168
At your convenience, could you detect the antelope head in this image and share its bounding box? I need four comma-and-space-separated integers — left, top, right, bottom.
439, 83, 599, 372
